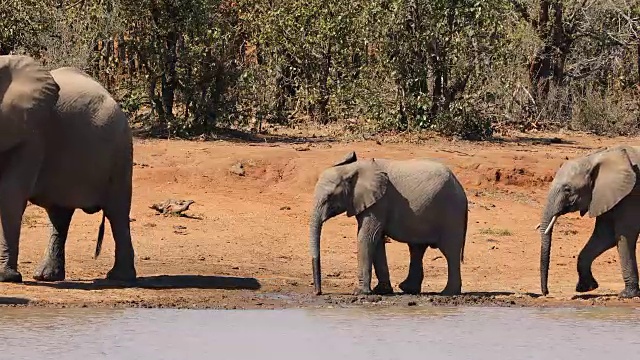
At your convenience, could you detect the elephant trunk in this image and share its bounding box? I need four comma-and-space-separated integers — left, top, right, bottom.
540, 190, 562, 296
309, 211, 323, 295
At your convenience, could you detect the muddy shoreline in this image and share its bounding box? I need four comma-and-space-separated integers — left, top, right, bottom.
4, 134, 640, 312
1, 289, 638, 310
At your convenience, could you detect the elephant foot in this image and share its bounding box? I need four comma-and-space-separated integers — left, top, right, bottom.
575, 276, 599, 293
352, 287, 372, 296
618, 286, 640, 299
0, 268, 22, 283
398, 279, 421, 295
440, 286, 462, 296
33, 260, 65, 282
106, 265, 137, 282
372, 281, 394, 295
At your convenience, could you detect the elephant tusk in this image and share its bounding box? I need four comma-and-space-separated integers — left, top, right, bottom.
544, 216, 558, 235
534, 223, 540, 230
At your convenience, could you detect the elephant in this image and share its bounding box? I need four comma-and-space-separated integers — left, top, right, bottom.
0, 55, 136, 283
539, 144, 640, 298
309, 151, 468, 296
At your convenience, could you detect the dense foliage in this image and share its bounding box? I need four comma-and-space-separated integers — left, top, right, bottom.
1, 0, 639, 139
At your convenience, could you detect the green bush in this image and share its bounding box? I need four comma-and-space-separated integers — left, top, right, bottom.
1, 0, 638, 140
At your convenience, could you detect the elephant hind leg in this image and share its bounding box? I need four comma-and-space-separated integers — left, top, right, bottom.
33, 206, 75, 281
101, 151, 136, 282
576, 217, 616, 293
399, 243, 428, 295
440, 237, 463, 296
615, 226, 640, 298
102, 195, 136, 282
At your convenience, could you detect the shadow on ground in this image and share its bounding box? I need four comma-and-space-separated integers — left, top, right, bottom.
0, 297, 30, 305
133, 126, 337, 145
570, 293, 619, 300
326, 290, 522, 298
489, 135, 574, 145
24, 275, 261, 291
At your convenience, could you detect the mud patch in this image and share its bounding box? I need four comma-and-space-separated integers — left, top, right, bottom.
463, 163, 554, 188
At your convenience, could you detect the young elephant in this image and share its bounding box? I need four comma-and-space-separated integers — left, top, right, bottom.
539, 145, 640, 298
309, 152, 468, 296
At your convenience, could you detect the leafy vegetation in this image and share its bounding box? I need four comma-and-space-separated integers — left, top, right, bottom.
1, 0, 639, 139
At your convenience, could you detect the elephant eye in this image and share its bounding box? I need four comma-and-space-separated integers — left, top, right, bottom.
562, 185, 572, 193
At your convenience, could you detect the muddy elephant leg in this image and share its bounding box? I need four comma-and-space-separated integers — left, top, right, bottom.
0, 143, 43, 282
440, 242, 462, 296
372, 238, 393, 295
33, 206, 75, 281
576, 217, 615, 292
353, 214, 384, 295
399, 244, 428, 295
615, 227, 640, 299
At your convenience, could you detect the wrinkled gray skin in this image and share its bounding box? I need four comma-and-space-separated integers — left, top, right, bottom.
540, 145, 640, 298
0, 56, 136, 283
309, 152, 468, 296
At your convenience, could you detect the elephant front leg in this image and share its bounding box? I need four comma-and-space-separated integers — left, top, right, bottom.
0, 143, 43, 282
33, 206, 75, 281
399, 243, 427, 295
372, 238, 393, 295
353, 215, 383, 295
615, 229, 640, 299
0, 194, 27, 282
576, 218, 615, 293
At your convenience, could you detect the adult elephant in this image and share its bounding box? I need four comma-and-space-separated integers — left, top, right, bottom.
539, 145, 640, 298
309, 151, 468, 296
0, 55, 136, 283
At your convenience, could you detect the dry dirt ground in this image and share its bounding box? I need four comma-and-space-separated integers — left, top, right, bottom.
2, 130, 640, 310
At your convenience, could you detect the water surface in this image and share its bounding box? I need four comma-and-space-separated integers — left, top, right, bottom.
0, 305, 639, 359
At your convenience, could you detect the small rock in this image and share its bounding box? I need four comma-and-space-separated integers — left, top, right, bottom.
280, 206, 291, 210
432, 256, 443, 261
141, 256, 151, 261
489, 245, 497, 250
231, 266, 240, 270
198, 256, 206, 261
230, 162, 245, 176
173, 225, 188, 235
407, 301, 417, 306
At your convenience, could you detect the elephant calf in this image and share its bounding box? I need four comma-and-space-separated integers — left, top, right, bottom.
309, 151, 468, 296
540, 145, 640, 298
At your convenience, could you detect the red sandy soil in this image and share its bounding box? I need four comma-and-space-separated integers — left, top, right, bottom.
1, 130, 639, 309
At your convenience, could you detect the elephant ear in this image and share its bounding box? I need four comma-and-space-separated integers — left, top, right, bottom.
588, 147, 636, 218
0, 55, 60, 149
346, 159, 389, 217
333, 151, 357, 167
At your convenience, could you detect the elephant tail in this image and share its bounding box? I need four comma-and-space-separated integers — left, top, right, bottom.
94, 212, 106, 259
461, 202, 468, 264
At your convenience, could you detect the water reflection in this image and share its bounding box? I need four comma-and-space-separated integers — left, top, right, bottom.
0, 306, 639, 359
